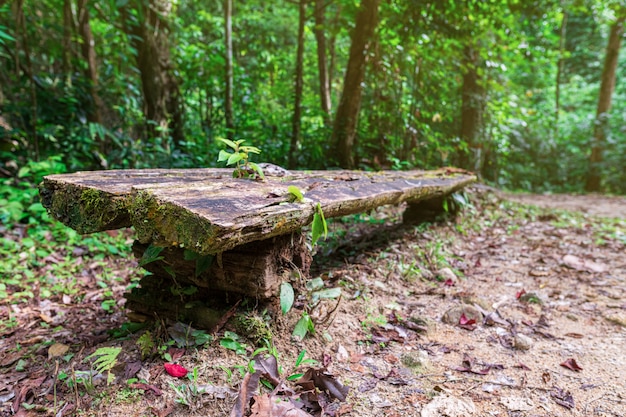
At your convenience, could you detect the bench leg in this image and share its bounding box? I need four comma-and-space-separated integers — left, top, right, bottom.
125, 232, 311, 326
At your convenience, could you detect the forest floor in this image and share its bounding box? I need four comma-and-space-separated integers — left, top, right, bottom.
1, 187, 625, 417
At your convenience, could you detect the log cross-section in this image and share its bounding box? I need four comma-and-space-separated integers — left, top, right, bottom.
41, 168, 476, 255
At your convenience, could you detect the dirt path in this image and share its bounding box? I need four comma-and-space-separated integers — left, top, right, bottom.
503, 191, 626, 219
1, 188, 625, 416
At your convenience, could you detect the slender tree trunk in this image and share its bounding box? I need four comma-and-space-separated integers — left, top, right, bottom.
555, 8, 567, 138
224, 0, 234, 136
121, 0, 183, 145
62, 0, 73, 83
459, 44, 484, 172
14, 0, 38, 160
77, 0, 103, 126
328, 4, 340, 103
288, 0, 306, 169
313, 0, 331, 124
330, 0, 380, 169
585, 15, 625, 192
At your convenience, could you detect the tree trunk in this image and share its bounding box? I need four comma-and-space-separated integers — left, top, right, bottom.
585, 15, 625, 192
459, 44, 484, 172
288, 0, 306, 169
77, 0, 103, 126
554, 8, 567, 138
328, 4, 340, 106
224, 0, 234, 136
14, 0, 38, 160
313, 0, 331, 124
330, 0, 380, 169
62, 0, 74, 82
121, 0, 183, 145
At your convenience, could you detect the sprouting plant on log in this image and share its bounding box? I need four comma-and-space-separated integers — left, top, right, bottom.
216, 138, 265, 180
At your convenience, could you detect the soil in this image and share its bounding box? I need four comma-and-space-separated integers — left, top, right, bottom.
1, 187, 625, 416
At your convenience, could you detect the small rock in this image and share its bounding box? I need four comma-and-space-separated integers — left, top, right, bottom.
605, 313, 626, 327
500, 396, 535, 411
421, 394, 476, 417
442, 305, 483, 325
460, 296, 492, 312
401, 350, 431, 371
336, 344, 349, 362
437, 267, 457, 282
514, 333, 533, 351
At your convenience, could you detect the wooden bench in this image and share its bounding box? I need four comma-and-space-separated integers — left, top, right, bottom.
40, 167, 475, 322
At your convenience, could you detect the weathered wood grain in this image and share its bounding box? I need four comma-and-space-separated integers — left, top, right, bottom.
41, 168, 476, 253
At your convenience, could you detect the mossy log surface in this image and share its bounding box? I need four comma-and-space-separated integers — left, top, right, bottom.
40, 167, 476, 254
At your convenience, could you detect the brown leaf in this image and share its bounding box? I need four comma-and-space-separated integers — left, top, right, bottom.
250, 394, 313, 417
551, 387, 575, 409
297, 368, 349, 402
130, 383, 163, 396
230, 371, 261, 417
560, 358, 583, 372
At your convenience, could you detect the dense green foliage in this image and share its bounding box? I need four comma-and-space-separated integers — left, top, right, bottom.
0, 0, 625, 194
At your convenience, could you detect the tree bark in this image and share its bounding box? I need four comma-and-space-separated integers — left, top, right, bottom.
121, 0, 183, 145
224, 0, 234, 136
62, 0, 74, 82
555, 8, 567, 138
14, 0, 38, 160
288, 0, 306, 170
585, 15, 625, 192
330, 0, 380, 169
459, 44, 484, 172
77, 0, 103, 126
313, 0, 331, 125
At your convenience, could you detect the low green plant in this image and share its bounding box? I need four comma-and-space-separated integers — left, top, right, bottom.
170, 367, 205, 410
219, 331, 248, 355
281, 276, 341, 341
85, 346, 122, 385
216, 138, 264, 179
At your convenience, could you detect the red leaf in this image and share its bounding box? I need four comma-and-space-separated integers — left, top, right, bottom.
164, 363, 188, 378
516, 289, 526, 299
560, 358, 583, 372
444, 278, 455, 286
459, 314, 475, 326
458, 313, 477, 330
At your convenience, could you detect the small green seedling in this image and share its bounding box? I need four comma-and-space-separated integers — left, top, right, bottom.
217, 138, 265, 179
311, 203, 328, 246
287, 185, 305, 202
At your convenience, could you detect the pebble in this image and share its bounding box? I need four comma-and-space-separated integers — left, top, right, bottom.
514, 333, 533, 351
441, 305, 483, 325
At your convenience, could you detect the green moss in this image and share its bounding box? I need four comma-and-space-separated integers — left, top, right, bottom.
233, 311, 273, 345
129, 190, 218, 254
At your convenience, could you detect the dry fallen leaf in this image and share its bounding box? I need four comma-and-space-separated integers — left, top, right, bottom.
48, 343, 70, 359
560, 358, 583, 372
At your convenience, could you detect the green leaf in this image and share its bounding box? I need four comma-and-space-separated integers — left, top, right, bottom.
217, 137, 238, 150
195, 255, 214, 277
240, 145, 262, 154
313, 287, 342, 299
280, 282, 294, 315
86, 347, 122, 376
305, 277, 324, 291
218, 149, 232, 162
311, 203, 328, 247
292, 313, 313, 341
294, 349, 306, 367
227, 152, 244, 165
248, 162, 265, 179
139, 245, 164, 266
287, 185, 304, 202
